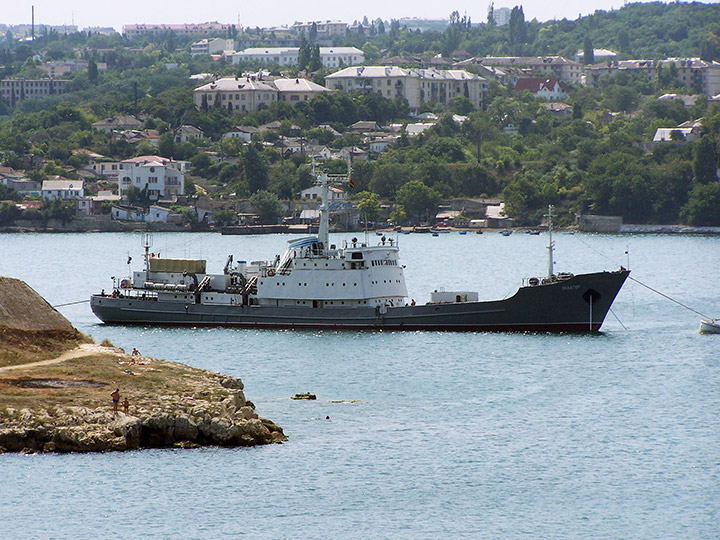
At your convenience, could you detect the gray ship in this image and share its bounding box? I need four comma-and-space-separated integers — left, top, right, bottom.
90, 172, 629, 333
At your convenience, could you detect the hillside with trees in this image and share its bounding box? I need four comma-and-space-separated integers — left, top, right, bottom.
0, 1, 719, 227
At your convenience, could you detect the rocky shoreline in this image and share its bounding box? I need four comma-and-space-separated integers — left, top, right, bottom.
0, 368, 285, 453
0, 277, 285, 454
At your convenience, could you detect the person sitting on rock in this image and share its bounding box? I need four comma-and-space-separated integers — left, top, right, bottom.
131, 348, 140, 356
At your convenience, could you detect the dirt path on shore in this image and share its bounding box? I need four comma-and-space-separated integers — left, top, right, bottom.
0, 343, 122, 373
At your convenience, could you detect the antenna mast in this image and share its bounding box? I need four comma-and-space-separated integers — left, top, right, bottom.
546, 205, 555, 278
142, 233, 153, 273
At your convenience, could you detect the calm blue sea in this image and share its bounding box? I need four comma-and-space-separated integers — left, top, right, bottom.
1, 231, 719, 539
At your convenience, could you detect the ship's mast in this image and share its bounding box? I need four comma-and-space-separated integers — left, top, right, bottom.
546, 205, 554, 278
142, 233, 153, 273
315, 159, 351, 252
317, 169, 330, 250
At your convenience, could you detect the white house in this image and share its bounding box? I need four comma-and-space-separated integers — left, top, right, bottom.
369, 136, 398, 153
222, 126, 260, 142
301, 185, 347, 201
119, 156, 184, 201
41, 179, 84, 200
514, 77, 571, 100
111, 205, 146, 221
174, 125, 204, 143
147, 205, 173, 222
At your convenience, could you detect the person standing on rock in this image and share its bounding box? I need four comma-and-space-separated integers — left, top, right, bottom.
111, 388, 120, 414
122, 397, 129, 414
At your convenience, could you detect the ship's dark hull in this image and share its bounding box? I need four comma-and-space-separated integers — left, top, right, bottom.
90, 270, 629, 333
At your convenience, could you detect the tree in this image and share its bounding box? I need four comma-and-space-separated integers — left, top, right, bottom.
377, 20, 386, 35
693, 136, 718, 184
298, 36, 310, 71
244, 143, 269, 193
212, 208, 236, 227
308, 44, 322, 72
158, 132, 177, 159
681, 183, 720, 225
508, 6, 526, 46
0, 201, 19, 225
583, 37, 594, 65
124, 185, 151, 208
618, 30, 630, 54
396, 180, 441, 222
309, 22, 318, 42
356, 191, 381, 222
88, 58, 98, 83
251, 190, 283, 224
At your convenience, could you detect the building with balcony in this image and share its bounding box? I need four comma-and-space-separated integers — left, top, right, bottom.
479, 56, 582, 84
193, 76, 277, 113
118, 156, 185, 201
231, 47, 364, 69
325, 66, 487, 113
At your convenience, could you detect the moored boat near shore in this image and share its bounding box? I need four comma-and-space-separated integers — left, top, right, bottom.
90, 171, 629, 333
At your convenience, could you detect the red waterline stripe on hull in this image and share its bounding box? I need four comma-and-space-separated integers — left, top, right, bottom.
98, 320, 603, 332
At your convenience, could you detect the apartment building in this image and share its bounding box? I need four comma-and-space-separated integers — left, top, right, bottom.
480, 56, 583, 84
292, 21, 347, 39
231, 47, 364, 69
273, 78, 330, 103
118, 156, 185, 200
190, 38, 235, 56
193, 76, 329, 112
325, 66, 488, 113
123, 22, 232, 39
0, 78, 69, 105
193, 77, 278, 113
585, 58, 720, 95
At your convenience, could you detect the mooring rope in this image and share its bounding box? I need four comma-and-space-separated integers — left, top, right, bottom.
573, 234, 713, 320
52, 299, 90, 308
627, 276, 712, 319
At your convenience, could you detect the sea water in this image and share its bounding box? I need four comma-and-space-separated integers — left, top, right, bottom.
0, 231, 718, 538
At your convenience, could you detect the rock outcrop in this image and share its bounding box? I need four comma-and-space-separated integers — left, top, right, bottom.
0, 277, 285, 453
0, 373, 285, 453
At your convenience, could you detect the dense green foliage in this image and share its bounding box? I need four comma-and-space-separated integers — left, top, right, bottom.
1, 2, 720, 226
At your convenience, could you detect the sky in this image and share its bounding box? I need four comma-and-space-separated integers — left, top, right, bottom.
2, 0, 718, 32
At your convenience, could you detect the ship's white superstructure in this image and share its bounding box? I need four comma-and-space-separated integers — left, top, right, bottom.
119, 167, 408, 310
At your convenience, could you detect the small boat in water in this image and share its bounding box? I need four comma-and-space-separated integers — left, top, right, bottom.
699, 319, 720, 334
500, 230, 512, 236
